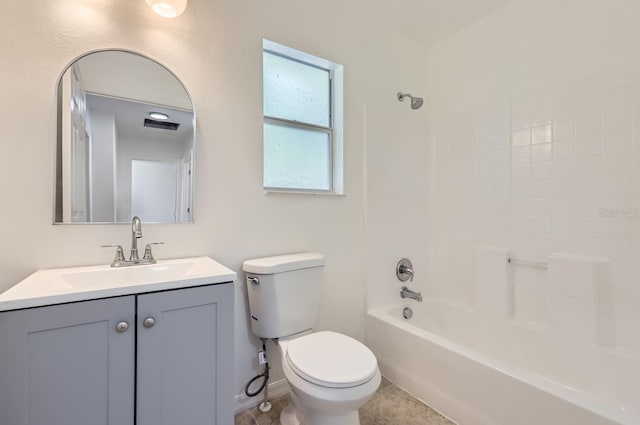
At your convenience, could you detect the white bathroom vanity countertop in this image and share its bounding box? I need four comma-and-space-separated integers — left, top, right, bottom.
0, 256, 236, 312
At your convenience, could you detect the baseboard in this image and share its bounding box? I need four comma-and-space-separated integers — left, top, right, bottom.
234, 378, 290, 414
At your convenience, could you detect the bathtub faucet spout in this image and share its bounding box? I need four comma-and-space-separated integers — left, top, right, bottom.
400, 286, 423, 302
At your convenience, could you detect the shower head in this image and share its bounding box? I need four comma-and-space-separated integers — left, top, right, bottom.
397, 92, 423, 110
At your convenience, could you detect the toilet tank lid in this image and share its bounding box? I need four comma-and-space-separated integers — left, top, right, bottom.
243, 252, 324, 274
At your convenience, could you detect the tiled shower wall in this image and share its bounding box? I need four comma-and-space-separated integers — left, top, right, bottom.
424, 0, 640, 364
430, 66, 640, 356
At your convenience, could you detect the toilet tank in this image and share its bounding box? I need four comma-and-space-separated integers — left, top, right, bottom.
243, 253, 324, 339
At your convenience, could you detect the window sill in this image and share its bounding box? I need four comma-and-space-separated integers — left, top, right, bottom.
264, 189, 345, 197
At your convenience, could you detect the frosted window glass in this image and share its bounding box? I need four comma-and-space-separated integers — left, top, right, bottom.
263, 52, 330, 127
264, 123, 331, 190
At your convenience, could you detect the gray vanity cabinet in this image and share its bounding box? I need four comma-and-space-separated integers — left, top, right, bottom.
136, 283, 234, 425
0, 283, 233, 425
0, 296, 136, 425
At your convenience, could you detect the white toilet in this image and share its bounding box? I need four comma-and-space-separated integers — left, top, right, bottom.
243, 253, 381, 425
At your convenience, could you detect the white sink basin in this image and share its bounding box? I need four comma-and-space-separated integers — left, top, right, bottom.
0, 257, 236, 311
61, 262, 198, 289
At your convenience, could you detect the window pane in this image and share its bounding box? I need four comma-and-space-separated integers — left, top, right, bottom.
263, 122, 331, 191
263, 52, 330, 127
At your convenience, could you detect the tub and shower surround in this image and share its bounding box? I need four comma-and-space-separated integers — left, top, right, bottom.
365, 71, 640, 425
388, 54, 640, 423
367, 245, 639, 425
363, 2, 640, 424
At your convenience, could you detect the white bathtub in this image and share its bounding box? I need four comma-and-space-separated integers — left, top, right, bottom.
366, 302, 639, 425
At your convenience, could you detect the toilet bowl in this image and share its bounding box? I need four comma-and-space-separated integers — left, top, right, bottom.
278, 331, 382, 425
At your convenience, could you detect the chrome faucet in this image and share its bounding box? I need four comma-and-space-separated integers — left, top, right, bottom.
102, 216, 164, 267
400, 286, 423, 302
130, 216, 142, 261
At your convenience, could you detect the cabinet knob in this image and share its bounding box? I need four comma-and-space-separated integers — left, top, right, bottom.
143, 317, 156, 328
116, 321, 129, 333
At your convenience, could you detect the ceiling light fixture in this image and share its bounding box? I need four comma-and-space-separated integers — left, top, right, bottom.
145, 0, 187, 18
149, 112, 169, 120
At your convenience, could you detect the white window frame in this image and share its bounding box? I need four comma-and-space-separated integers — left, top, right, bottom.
262, 39, 344, 195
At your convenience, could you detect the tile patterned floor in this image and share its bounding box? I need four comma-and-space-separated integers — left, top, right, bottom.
235, 378, 455, 425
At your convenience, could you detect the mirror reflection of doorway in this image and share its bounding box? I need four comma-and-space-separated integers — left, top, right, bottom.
181, 156, 193, 222
131, 160, 179, 223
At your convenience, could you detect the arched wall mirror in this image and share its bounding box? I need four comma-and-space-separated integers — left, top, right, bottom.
54, 49, 195, 224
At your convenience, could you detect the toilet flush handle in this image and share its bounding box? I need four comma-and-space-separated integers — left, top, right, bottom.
247, 276, 260, 285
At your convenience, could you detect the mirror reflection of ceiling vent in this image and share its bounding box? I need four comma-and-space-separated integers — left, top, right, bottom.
144, 118, 180, 131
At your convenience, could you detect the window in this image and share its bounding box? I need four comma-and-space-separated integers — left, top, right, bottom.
262, 39, 343, 194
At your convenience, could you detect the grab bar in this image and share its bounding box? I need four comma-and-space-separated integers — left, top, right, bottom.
507, 257, 548, 269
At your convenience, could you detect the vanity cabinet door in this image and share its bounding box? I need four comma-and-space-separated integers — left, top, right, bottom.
136, 283, 234, 425
0, 296, 136, 425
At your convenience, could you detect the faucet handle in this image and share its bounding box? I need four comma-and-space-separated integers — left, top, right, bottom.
102, 245, 125, 265
143, 242, 164, 261
396, 258, 414, 282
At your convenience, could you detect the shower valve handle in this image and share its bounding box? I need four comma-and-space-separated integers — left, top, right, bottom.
396, 258, 414, 282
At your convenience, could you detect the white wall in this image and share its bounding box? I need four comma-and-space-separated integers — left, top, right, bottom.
0, 0, 427, 402
426, 0, 640, 356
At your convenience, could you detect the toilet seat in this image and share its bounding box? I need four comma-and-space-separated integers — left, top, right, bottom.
285, 331, 378, 389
